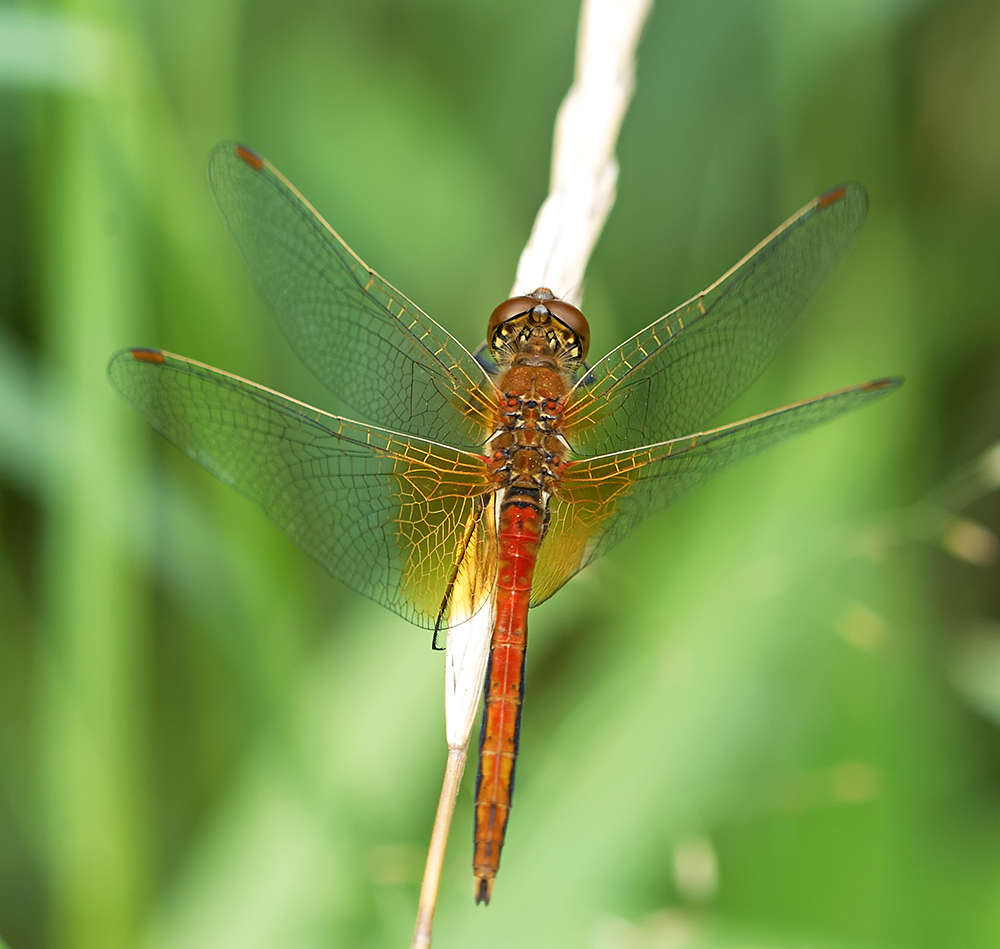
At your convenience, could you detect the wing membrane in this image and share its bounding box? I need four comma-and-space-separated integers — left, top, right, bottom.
564, 185, 869, 454
209, 142, 496, 450
108, 348, 496, 627
532, 377, 901, 604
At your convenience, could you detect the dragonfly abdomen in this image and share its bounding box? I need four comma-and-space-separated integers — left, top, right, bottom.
473, 488, 543, 904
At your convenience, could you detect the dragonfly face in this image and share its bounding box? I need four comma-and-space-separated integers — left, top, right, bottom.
108, 142, 901, 904
487, 288, 590, 370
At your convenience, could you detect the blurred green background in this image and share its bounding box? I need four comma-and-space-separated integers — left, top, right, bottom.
2, 0, 1000, 947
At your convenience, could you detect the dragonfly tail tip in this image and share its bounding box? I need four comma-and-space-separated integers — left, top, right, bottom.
474, 874, 493, 905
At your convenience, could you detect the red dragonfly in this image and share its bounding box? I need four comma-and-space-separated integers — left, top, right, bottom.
109, 143, 900, 903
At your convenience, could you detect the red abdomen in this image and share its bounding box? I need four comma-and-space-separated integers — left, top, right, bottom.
472, 498, 542, 904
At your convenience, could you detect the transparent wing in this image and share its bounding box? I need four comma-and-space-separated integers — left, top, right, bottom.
108, 348, 496, 628
532, 377, 901, 604
563, 184, 869, 454
209, 142, 497, 450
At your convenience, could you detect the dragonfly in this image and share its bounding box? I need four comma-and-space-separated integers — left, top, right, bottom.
108, 142, 901, 905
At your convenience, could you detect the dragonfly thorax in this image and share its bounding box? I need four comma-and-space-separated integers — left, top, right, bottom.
488, 378, 570, 497
487, 287, 589, 371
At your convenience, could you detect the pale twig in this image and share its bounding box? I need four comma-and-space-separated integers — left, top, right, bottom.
411, 498, 497, 949
513, 0, 653, 306
410, 748, 470, 948
411, 2, 652, 945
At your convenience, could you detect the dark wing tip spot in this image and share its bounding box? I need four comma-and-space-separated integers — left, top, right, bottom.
234, 144, 264, 171
130, 348, 165, 364
862, 377, 904, 392
817, 185, 848, 210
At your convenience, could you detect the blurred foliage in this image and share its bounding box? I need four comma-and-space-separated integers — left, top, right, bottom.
2, 0, 1000, 947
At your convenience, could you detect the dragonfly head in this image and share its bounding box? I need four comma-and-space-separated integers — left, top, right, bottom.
487, 288, 590, 370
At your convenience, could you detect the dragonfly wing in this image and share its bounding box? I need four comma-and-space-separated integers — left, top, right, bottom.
109, 348, 497, 628
564, 185, 869, 454
532, 377, 901, 605
209, 142, 496, 450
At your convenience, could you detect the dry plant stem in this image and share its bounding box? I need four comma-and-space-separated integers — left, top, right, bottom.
513, 0, 653, 304
411, 747, 468, 949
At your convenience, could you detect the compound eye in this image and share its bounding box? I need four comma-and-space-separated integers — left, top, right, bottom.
488, 295, 536, 344
547, 299, 590, 361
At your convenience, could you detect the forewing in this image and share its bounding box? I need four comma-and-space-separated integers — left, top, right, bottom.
532, 378, 901, 604
563, 185, 869, 454
108, 348, 496, 628
209, 142, 496, 450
